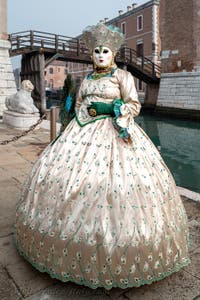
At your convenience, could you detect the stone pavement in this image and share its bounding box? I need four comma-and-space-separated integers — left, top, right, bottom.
0, 122, 200, 300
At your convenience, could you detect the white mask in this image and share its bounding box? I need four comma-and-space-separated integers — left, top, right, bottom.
92, 46, 113, 68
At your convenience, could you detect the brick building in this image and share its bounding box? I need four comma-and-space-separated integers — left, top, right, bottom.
157, 0, 200, 114
159, 0, 195, 73
44, 60, 67, 90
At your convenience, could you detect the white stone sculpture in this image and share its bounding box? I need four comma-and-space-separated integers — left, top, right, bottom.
5, 80, 39, 114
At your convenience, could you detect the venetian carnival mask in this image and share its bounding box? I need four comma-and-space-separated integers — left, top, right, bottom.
92, 46, 113, 68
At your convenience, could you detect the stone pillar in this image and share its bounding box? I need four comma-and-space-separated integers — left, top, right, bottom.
157, 0, 200, 115
193, 0, 200, 70
152, 0, 160, 65
0, 0, 7, 39
144, 83, 160, 107
0, 0, 17, 116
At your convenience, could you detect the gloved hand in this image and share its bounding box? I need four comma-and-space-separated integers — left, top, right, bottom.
87, 102, 115, 117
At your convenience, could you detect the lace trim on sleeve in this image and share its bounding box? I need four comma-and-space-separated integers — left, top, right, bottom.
112, 99, 130, 139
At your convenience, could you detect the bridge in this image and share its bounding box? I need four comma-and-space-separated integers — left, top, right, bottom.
8, 30, 161, 111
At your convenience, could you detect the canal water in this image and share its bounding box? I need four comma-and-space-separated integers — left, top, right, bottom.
135, 112, 200, 193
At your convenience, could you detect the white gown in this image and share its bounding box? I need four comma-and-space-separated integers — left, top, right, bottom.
15, 68, 190, 289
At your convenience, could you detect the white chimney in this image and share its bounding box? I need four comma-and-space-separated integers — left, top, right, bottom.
118, 10, 123, 16
127, 6, 132, 11
132, 3, 138, 9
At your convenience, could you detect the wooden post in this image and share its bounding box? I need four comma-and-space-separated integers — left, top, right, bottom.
130, 48, 132, 63
152, 63, 155, 76
17, 36, 20, 49
30, 30, 34, 49
141, 56, 144, 70
77, 39, 80, 56
55, 34, 58, 51
50, 106, 57, 141
39, 53, 46, 113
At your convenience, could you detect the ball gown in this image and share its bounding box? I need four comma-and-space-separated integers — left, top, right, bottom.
15, 68, 190, 289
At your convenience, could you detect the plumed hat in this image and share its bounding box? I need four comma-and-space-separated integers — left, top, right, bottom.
81, 23, 125, 54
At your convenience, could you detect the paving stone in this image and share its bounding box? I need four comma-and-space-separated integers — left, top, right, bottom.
0, 165, 31, 186
0, 150, 28, 166
0, 180, 20, 236
118, 269, 200, 300
0, 263, 22, 300
16, 144, 47, 162
6, 259, 56, 298
188, 219, 200, 253
0, 234, 24, 266
24, 282, 109, 300
184, 247, 200, 279
182, 197, 200, 222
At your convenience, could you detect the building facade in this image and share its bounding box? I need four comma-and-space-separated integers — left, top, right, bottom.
157, 0, 200, 114
44, 60, 67, 90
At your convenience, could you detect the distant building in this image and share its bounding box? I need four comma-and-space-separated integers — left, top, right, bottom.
66, 62, 93, 86
44, 60, 67, 90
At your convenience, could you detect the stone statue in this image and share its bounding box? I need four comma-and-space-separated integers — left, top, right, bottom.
5, 80, 39, 114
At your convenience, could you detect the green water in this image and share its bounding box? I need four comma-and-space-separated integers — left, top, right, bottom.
135, 112, 200, 193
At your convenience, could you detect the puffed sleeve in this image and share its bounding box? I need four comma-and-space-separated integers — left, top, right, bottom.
115, 69, 141, 129
75, 80, 84, 111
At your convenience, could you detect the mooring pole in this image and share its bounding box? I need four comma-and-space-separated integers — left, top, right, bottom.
50, 106, 57, 141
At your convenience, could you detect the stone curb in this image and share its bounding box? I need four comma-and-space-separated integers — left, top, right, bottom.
178, 186, 200, 203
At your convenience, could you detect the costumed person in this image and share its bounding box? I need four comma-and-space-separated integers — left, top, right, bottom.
15, 23, 190, 290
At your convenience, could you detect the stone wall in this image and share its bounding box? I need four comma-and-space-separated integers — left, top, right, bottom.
157, 71, 200, 110
0, 40, 17, 116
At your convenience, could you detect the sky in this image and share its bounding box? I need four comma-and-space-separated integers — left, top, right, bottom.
8, 0, 146, 67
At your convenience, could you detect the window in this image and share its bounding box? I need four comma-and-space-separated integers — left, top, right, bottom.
138, 79, 143, 91
49, 67, 53, 74
49, 79, 54, 88
137, 15, 143, 31
121, 22, 126, 35
58, 67, 60, 72
137, 42, 143, 57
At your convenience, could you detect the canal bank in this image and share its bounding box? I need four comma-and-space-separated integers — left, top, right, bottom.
142, 104, 200, 121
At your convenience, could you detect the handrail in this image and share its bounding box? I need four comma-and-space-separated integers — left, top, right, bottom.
8, 30, 161, 81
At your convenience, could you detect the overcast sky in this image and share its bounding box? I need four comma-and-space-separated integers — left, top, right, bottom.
8, 0, 146, 67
